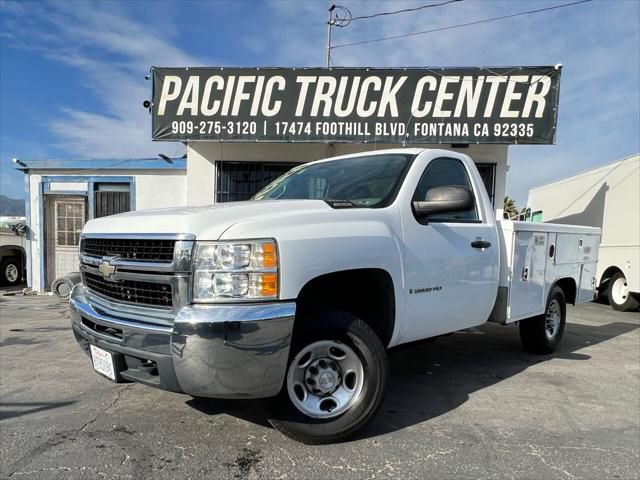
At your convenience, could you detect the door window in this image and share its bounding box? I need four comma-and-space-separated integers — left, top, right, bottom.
475, 163, 496, 206
56, 201, 85, 246
412, 158, 478, 223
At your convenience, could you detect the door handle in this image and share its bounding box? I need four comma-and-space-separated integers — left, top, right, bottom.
471, 240, 492, 249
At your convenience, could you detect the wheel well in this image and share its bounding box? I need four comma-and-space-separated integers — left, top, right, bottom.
554, 277, 577, 305
599, 266, 623, 289
0, 247, 25, 267
295, 269, 395, 347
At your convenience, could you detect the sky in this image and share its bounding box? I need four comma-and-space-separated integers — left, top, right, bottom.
0, 0, 638, 207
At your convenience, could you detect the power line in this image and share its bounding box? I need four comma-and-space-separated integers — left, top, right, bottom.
349, 0, 463, 22
332, 0, 592, 49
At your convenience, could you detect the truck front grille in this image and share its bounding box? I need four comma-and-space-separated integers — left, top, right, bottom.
84, 272, 173, 308
82, 238, 175, 262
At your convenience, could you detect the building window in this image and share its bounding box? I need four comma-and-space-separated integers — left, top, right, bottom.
94, 183, 131, 218
215, 161, 299, 202
475, 163, 496, 206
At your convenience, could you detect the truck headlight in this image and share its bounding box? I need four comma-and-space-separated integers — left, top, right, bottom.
193, 240, 278, 302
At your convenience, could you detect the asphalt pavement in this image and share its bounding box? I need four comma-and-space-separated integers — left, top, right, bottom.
1, 295, 638, 479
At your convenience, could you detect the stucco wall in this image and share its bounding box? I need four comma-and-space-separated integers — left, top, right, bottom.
25, 169, 186, 291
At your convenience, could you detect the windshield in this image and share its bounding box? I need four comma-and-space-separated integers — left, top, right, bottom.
253, 153, 414, 208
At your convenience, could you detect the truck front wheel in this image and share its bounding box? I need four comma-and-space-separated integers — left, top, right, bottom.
519, 286, 566, 354
262, 310, 388, 444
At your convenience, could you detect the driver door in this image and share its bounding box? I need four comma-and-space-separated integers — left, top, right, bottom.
401, 157, 499, 342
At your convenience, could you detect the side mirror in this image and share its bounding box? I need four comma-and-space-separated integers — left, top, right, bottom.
412, 185, 474, 219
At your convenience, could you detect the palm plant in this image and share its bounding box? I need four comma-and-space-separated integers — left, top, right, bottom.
503, 196, 519, 219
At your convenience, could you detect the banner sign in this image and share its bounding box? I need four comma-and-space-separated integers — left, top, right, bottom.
151, 66, 561, 144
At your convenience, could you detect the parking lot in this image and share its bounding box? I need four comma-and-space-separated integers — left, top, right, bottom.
0, 295, 638, 479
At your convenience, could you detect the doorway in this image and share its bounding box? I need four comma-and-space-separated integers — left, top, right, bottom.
44, 195, 86, 289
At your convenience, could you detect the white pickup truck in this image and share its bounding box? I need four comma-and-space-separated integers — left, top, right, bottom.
70, 148, 600, 444
0, 217, 27, 286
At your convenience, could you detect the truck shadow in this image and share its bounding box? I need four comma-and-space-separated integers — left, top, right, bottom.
186, 319, 638, 441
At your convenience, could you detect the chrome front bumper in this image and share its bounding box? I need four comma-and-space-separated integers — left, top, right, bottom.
69, 284, 295, 399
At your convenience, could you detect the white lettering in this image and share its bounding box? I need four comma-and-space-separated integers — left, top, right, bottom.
356, 77, 382, 117
378, 76, 407, 117
295, 76, 316, 116
523, 75, 551, 118
221, 76, 236, 116
334, 76, 360, 118
158, 75, 182, 115
311, 76, 337, 116
501, 75, 528, 118
201, 75, 224, 116
454, 76, 484, 118
250, 76, 265, 116
262, 76, 285, 117
433, 76, 459, 118
176, 76, 199, 116
231, 76, 255, 116
483, 76, 507, 117
410, 76, 437, 118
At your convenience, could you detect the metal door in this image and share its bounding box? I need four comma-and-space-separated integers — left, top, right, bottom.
45, 195, 86, 288
508, 231, 548, 320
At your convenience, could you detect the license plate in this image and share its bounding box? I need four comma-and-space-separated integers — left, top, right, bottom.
90, 345, 116, 381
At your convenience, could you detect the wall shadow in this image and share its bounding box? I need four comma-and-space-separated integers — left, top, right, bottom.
549, 182, 608, 228
184, 319, 638, 441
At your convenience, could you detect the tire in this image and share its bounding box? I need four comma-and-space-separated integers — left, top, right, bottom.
0, 257, 21, 287
262, 310, 389, 444
520, 286, 566, 354
607, 272, 640, 312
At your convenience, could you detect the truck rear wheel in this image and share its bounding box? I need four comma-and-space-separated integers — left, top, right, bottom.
607, 272, 639, 312
520, 286, 566, 354
262, 310, 388, 444
1, 257, 21, 286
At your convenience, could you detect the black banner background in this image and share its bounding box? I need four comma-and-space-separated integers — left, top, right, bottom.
152, 66, 561, 144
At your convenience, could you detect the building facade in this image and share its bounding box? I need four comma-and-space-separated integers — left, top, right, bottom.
16, 159, 186, 291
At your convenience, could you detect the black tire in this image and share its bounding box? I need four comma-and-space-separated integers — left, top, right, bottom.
607, 272, 640, 312
262, 310, 388, 444
0, 257, 21, 286
520, 286, 566, 354
596, 280, 611, 305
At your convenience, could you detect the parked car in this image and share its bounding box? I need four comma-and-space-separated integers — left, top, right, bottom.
0, 217, 27, 287
69, 149, 600, 443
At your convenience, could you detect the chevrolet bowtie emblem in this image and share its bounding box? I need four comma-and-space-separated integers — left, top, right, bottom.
98, 260, 116, 279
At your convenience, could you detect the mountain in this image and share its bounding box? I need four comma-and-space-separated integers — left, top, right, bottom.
0, 194, 25, 216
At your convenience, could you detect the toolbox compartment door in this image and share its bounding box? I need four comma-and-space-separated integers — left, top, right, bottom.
508, 231, 548, 320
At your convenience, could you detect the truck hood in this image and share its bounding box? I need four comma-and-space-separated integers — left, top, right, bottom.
82, 200, 333, 240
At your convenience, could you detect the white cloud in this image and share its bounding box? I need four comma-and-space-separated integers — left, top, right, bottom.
1, 0, 207, 159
